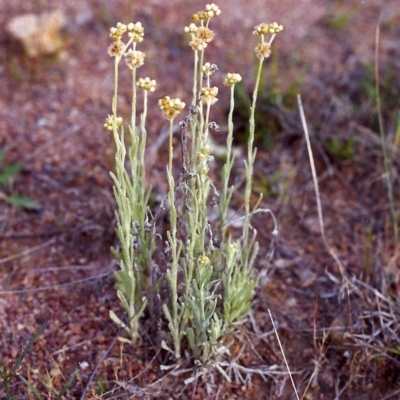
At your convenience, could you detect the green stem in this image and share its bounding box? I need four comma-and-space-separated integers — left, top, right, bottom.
204, 102, 211, 145
168, 118, 174, 179
220, 84, 236, 239
131, 67, 137, 138
375, 25, 398, 242
193, 51, 199, 105
244, 57, 264, 243
112, 57, 120, 116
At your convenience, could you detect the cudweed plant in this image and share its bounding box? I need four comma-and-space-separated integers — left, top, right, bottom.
106, 4, 282, 366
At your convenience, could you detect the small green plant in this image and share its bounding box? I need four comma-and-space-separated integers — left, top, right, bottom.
323, 12, 354, 31
324, 136, 357, 161
106, 4, 281, 367
0, 151, 41, 210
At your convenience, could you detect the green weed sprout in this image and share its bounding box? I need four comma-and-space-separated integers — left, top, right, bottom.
0, 151, 41, 211
106, 4, 282, 365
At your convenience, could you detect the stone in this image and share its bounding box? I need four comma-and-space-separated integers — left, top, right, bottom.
6, 10, 66, 58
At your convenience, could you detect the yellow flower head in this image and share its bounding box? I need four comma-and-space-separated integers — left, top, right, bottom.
107, 41, 125, 57
124, 49, 145, 69
192, 10, 209, 22
137, 77, 156, 92
127, 22, 144, 43
253, 22, 283, 36
200, 86, 218, 105
223, 73, 242, 86
159, 96, 185, 120
104, 115, 123, 130
198, 254, 210, 266
254, 43, 271, 59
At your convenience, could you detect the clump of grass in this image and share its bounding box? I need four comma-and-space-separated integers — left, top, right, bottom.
0, 317, 78, 399
374, 24, 398, 245
106, 4, 282, 367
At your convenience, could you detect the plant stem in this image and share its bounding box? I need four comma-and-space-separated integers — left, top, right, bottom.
375, 24, 398, 243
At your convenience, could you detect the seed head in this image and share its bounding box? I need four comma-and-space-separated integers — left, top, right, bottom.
223, 73, 242, 86
107, 41, 125, 57
137, 77, 156, 91
254, 43, 271, 59
189, 37, 207, 51
196, 27, 215, 43
124, 49, 145, 69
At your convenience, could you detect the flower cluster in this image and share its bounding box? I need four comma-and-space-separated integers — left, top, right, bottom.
192, 3, 221, 22
253, 22, 283, 60
205, 3, 221, 17
159, 96, 186, 120
187, 26, 215, 50
127, 22, 144, 43
253, 22, 283, 36
104, 114, 123, 131
108, 21, 145, 58
110, 22, 127, 42
223, 73, 242, 86
137, 77, 156, 92
192, 3, 221, 21
110, 22, 145, 42
201, 62, 218, 75
192, 10, 210, 22
200, 86, 218, 105
124, 49, 145, 69
185, 4, 220, 51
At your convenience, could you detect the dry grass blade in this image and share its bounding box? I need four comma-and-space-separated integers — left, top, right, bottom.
0, 273, 111, 295
0, 238, 56, 265
296, 94, 347, 280
268, 309, 300, 400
